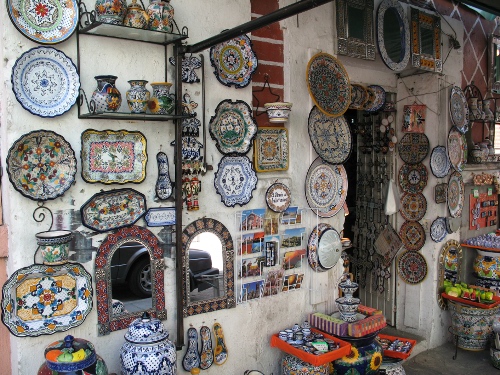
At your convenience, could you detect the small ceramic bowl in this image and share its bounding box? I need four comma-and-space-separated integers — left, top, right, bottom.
264, 102, 292, 123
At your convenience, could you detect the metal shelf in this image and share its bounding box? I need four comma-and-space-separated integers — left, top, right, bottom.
78, 111, 193, 121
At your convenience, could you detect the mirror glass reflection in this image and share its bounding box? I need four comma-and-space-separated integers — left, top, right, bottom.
383, 8, 402, 62
420, 26, 434, 56
348, 5, 364, 40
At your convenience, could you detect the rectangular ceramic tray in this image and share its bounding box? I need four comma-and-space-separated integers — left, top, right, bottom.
270, 327, 351, 366
441, 292, 500, 309
377, 334, 417, 360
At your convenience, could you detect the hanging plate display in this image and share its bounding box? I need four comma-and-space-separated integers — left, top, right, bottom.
447, 171, 465, 218
449, 86, 469, 133
81, 129, 147, 184
430, 145, 451, 178
214, 155, 258, 207
398, 133, 429, 164
80, 188, 147, 232
362, 86, 376, 111
430, 217, 448, 243
308, 106, 352, 164
209, 33, 258, 88
305, 157, 348, 218
306, 52, 351, 117
11, 47, 80, 117
6, 130, 77, 201
397, 250, 428, 284
365, 85, 386, 112
349, 84, 369, 110
7, 0, 78, 44
447, 127, 467, 172
253, 127, 289, 172
399, 193, 427, 221
399, 221, 426, 251
265, 182, 291, 213
398, 163, 428, 194
209, 99, 257, 155
1, 262, 92, 337
307, 223, 342, 272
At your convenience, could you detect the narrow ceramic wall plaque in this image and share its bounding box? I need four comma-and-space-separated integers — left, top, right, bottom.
155, 152, 173, 200
144, 207, 176, 227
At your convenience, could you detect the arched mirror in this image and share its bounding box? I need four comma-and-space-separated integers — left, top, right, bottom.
182, 217, 235, 317
95, 225, 166, 335
437, 239, 463, 310
376, 0, 410, 72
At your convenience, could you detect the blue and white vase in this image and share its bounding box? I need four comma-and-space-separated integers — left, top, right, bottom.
126, 80, 150, 114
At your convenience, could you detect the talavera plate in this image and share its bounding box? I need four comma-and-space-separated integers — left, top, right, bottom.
447, 171, 465, 218
214, 155, 258, 207
397, 250, 427, 284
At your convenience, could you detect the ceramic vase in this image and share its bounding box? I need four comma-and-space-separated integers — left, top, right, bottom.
468, 97, 478, 120
124, 0, 149, 28
333, 335, 383, 375
484, 99, 495, 121
35, 230, 73, 265
95, 0, 127, 24
148, 82, 175, 114
91, 75, 122, 113
473, 250, 500, 280
264, 102, 292, 123
126, 80, 151, 113
147, 0, 174, 32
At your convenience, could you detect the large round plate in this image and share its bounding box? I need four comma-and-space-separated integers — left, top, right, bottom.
265, 182, 291, 213
7, 0, 78, 44
397, 250, 428, 284
214, 155, 257, 207
11, 47, 80, 117
349, 84, 368, 109
209, 99, 257, 155
449, 86, 469, 133
305, 158, 348, 218
430, 217, 448, 242
6, 130, 77, 201
398, 133, 430, 164
306, 53, 351, 117
447, 171, 465, 218
365, 85, 386, 112
307, 223, 342, 272
308, 106, 352, 164
447, 127, 467, 171
209, 33, 258, 88
399, 221, 426, 251
400, 193, 427, 221
398, 163, 428, 194
430, 145, 451, 178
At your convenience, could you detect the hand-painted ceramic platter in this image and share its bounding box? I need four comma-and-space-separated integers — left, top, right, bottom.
1, 262, 92, 337
6, 130, 77, 201
399, 220, 426, 251
214, 155, 258, 207
430, 217, 447, 242
449, 86, 469, 133
11, 47, 80, 117
430, 145, 451, 178
365, 85, 386, 112
399, 193, 427, 221
362, 86, 376, 111
398, 163, 428, 194
447, 127, 467, 171
397, 250, 427, 284
447, 171, 464, 218
209, 99, 257, 155
144, 207, 176, 227
7, 0, 78, 44
306, 52, 351, 117
398, 133, 429, 164
349, 84, 368, 110
209, 33, 258, 88
308, 106, 352, 164
266, 182, 291, 213
253, 127, 289, 172
307, 223, 342, 272
305, 157, 348, 218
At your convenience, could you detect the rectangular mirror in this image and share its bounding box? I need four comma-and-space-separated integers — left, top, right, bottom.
488, 34, 500, 94
409, 7, 442, 73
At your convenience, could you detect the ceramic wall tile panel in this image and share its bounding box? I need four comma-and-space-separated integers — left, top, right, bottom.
402, 104, 426, 133
253, 127, 289, 172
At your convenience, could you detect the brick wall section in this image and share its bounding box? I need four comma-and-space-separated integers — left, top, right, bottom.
251, 0, 285, 127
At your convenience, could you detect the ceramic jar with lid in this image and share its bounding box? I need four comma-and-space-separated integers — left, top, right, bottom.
43, 335, 99, 373
120, 312, 176, 374
147, 0, 174, 32
124, 0, 149, 28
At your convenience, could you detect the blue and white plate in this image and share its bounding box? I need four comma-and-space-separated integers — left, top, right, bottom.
430, 145, 451, 178
430, 217, 447, 242
214, 155, 257, 207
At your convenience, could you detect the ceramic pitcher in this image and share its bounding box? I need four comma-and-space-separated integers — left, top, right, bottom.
124, 0, 149, 29
91, 75, 122, 113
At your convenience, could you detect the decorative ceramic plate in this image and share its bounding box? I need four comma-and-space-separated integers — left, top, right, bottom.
266, 182, 291, 213
6, 130, 77, 201
11, 47, 80, 117
214, 155, 258, 207
398, 163, 428, 194
81, 129, 147, 184
253, 127, 289, 172
446, 217, 461, 234
447, 127, 467, 171
7, 0, 78, 44
308, 106, 352, 164
80, 188, 147, 232
365, 85, 386, 112
144, 207, 176, 227
209, 99, 257, 155
1, 262, 92, 337
363, 86, 376, 111
430, 145, 451, 178
306, 52, 351, 117
430, 217, 448, 242
209, 33, 258, 88
399, 221, 426, 251
398, 133, 429, 164
307, 223, 342, 272
305, 157, 348, 218
447, 171, 465, 218
400, 193, 427, 221
349, 84, 368, 110
449, 86, 469, 133
397, 250, 427, 284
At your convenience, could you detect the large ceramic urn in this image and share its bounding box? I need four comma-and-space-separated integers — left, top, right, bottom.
120, 312, 176, 375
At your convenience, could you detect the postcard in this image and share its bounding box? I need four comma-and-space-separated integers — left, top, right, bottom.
263, 268, 285, 297
282, 249, 306, 270
240, 208, 266, 231
281, 206, 302, 225
239, 256, 265, 278
239, 231, 265, 255
281, 227, 306, 248
240, 279, 264, 302
282, 273, 304, 291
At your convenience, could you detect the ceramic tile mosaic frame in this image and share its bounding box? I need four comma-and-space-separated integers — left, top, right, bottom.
409, 7, 442, 73
254, 127, 289, 172
402, 104, 426, 133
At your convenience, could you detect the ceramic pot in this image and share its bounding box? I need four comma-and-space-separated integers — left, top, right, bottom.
281, 354, 329, 375
473, 250, 500, 280
91, 75, 122, 113
264, 102, 292, 123
484, 99, 494, 121
126, 80, 151, 113
124, 0, 149, 28
334, 333, 383, 375
37, 355, 108, 375
36, 230, 73, 265
148, 82, 175, 114
120, 312, 177, 375
44, 335, 98, 373
147, 0, 174, 32
95, 0, 127, 24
